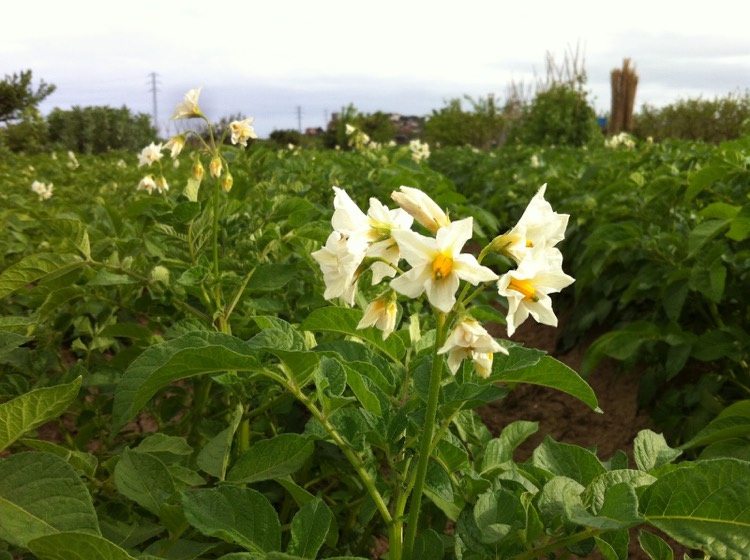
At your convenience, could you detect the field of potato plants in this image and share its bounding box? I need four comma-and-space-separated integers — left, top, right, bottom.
1, 91, 749, 560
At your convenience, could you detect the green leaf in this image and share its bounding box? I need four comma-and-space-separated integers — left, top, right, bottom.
639, 531, 674, 560
633, 430, 682, 471
88, 269, 137, 286
0, 452, 99, 547
681, 401, 750, 450
182, 485, 281, 554
481, 420, 538, 475
0, 331, 29, 359
688, 219, 729, 256
112, 332, 261, 431
20, 437, 97, 478
424, 461, 463, 520
197, 404, 243, 480
136, 433, 193, 458
493, 355, 600, 412
0, 253, 83, 300
50, 218, 91, 259
532, 436, 606, 486
28, 533, 137, 560
288, 498, 334, 559
250, 264, 297, 292
583, 470, 656, 513
228, 433, 314, 483
0, 376, 81, 452
569, 483, 642, 530
490, 344, 545, 373
114, 448, 178, 519
641, 459, 750, 559
302, 306, 406, 361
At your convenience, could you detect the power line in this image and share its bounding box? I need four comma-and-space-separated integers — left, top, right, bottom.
148, 72, 160, 135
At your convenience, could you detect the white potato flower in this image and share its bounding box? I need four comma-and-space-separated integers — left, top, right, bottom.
311, 231, 368, 306
164, 135, 186, 158
391, 217, 497, 313
497, 249, 575, 336
331, 187, 413, 284
391, 186, 450, 234
172, 88, 203, 119
438, 318, 508, 377
154, 176, 169, 194
357, 295, 398, 339
137, 175, 157, 194
230, 118, 257, 147
409, 139, 430, 162
138, 142, 164, 167
491, 184, 569, 263
30, 180, 53, 200
67, 151, 80, 169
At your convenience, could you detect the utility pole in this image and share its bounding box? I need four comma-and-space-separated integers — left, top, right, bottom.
324, 109, 329, 128
296, 105, 302, 134
148, 72, 160, 136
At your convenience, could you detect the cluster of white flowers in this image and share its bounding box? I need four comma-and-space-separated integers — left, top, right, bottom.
312, 184, 575, 377
345, 124, 372, 151
137, 175, 169, 195
30, 180, 54, 201
409, 139, 430, 163
67, 151, 80, 170
530, 154, 542, 168
134, 88, 257, 195
605, 132, 636, 149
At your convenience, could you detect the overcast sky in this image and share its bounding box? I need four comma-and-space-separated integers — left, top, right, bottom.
4, 0, 750, 137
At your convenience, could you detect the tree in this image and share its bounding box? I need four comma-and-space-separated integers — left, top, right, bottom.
0, 70, 56, 123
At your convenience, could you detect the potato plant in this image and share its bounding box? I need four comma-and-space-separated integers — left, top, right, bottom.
0, 91, 749, 559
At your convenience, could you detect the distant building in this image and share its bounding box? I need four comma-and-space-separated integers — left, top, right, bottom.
304, 127, 325, 136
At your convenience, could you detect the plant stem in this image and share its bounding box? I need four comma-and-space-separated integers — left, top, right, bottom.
510, 528, 600, 560
288, 382, 393, 527
402, 312, 446, 560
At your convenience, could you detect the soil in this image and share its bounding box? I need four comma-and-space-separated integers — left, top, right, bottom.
478, 320, 694, 559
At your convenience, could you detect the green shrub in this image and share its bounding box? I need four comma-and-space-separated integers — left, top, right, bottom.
508, 85, 600, 146
423, 96, 505, 148
634, 93, 750, 142
0, 108, 48, 153
47, 105, 156, 153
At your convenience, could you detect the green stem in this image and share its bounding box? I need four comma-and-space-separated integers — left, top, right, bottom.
510, 528, 600, 560
402, 312, 447, 560
288, 383, 393, 527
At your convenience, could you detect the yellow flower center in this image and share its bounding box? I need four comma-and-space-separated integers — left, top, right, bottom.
509, 277, 538, 301
432, 253, 453, 280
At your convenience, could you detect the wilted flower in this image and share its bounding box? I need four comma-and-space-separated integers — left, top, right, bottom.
438, 318, 507, 377
138, 142, 164, 167
345, 124, 371, 150
229, 118, 257, 147
497, 249, 575, 336
312, 231, 368, 306
30, 180, 54, 200
391, 186, 450, 234
137, 175, 157, 194
172, 88, 202, 119
409, 139, 430, 162
357, 295, 398, 339
391, 217, 497, 313
490, 184, 569, 263
164, 135, 186, 158
209, 156, 222, 178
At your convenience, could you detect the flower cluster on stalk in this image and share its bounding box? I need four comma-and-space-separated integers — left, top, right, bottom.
134, 88, 257, 196
30, 180, 53, 201
313, 184, 575, 377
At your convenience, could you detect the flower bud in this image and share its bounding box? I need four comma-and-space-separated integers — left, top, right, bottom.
209, 156, 222, 178
221, 172, 233, 193
192, 160, 205, 181
150, 265, 170, 284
